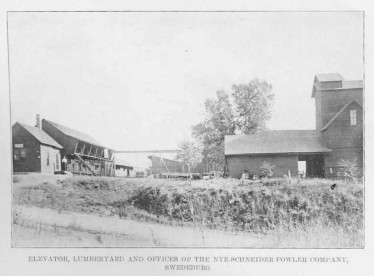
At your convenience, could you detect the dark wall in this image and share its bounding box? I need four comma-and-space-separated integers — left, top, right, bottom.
315, 88, 362, 130
323, 102, 363, 177
12, 124, 41, 173
315, 91, 323, 130
42, 120, 78, 156
226, 154, 298, 179
149, 156, 186, 174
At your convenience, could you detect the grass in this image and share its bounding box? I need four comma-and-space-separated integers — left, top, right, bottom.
13, 175, 364, 247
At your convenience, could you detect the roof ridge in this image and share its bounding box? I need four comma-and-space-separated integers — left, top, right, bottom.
16, 122, 63, 149
320, 100, 362, 132
43, 118, 107, 148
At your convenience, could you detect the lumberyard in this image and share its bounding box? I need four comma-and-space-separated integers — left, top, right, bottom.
12, 73, 364, 248
12, 73, 363, 180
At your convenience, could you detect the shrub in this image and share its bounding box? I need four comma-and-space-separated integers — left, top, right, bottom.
337, 159, 359, 182
260, 162, 276, 178
126, 180, 363, 233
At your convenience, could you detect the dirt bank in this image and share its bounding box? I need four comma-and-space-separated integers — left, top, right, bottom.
13, 205, 267, 247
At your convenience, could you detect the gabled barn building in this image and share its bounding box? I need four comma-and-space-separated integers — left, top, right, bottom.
12, 115, 116, 176
12, 120, 63, 173
225, 74, 363, 179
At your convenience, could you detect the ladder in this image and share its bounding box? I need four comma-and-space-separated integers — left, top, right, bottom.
74, 153, 93, 175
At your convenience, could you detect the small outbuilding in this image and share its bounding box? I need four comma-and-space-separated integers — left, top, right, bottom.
12, 121, 63, 173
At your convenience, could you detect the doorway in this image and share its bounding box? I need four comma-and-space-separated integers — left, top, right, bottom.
298, 161, 306, 178
298, 154, 325, 178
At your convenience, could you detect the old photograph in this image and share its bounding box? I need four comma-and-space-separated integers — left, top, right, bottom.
8, 11, 364, 248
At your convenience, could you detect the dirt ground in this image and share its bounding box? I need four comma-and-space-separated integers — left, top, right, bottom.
13, 205, 267, 247
12, 174, 363, 248
12, 174, 268, 247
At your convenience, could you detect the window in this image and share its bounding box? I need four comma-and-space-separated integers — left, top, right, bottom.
14, 149, 26, 161
350, 110, 357, 125
47, 151, 50, 165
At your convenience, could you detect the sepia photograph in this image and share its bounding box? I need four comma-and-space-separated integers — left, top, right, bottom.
8, 11, 364, 248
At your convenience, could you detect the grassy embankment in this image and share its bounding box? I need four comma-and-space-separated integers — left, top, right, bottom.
13, 176, 364, 247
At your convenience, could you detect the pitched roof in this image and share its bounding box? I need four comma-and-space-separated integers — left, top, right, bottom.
225, 130, 331, 155
320, 100, 362, 132
115, 159, 134, 168
312, 74, 363, 97
315, 73, 344, 82
16, 123, 63, 149
148, 155, 181, 163
342, 80, 363, 89
43, 119, 106, 148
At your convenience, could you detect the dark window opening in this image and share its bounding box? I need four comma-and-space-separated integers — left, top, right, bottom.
14, 148, 26, 161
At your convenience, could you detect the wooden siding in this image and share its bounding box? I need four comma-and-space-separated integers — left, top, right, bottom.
319, 81, 343, 90
42, 120, 115, 176
317, 88, 362, 130
323, 102, 363, 177
149, 155, 187, 174
67, 158, 115, 176
42, 120, 78, 155
226, 154, 298, 179
12, 124, 41, 173
315, 91, 323, 130
148, 156, 212, 175
40, 145, 61, 173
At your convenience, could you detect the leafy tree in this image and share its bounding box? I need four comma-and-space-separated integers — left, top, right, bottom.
192, 90, 235, 171
192, 79, 274, 171
232, 79, 274, 134
177, 139, 203, 179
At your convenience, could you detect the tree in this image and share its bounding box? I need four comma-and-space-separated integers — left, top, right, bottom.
177, 139, 203, 179
192, 79, 274, 172
232, 79, 274, 134
192, 90, 236, 171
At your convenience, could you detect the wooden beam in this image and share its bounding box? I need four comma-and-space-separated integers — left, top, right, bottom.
115, 149, 179, 153
88, 145, 93, 156
75, 153, 113, 162
74, 141, 79, 154
81, 143, 86, 154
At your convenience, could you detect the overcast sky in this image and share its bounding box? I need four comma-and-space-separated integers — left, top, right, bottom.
8, 12, 363, 157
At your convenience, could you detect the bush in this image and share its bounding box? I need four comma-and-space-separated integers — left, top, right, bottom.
337, 159, 359, 182
126, 180, 363, 233
15, 177, 363, 238
260, 162, 276, 178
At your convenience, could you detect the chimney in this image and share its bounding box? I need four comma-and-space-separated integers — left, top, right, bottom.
36, 114, 41, 130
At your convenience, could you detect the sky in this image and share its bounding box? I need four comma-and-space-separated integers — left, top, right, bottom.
8, 12, 363, 167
